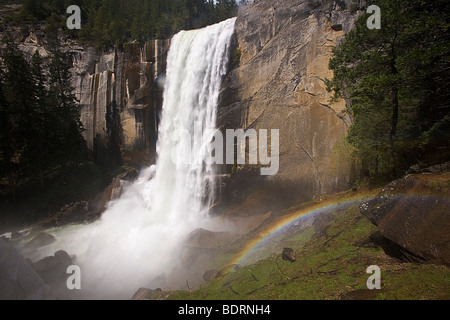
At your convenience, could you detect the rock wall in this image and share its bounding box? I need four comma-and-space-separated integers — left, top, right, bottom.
8, 0, 363, 209
3, 20, 171, 168
72, 40, 170, 167
216, 0, 364, 211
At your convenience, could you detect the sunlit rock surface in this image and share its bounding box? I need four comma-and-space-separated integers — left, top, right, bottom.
217, 0, 363, 211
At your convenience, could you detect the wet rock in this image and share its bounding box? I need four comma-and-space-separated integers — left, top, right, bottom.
39, 201, 90, 227
0, 232, 11, 241
422, 161, 450, 174
32, 250, 73, 278
131, 288, 167, 300
0, 239, 52, 300
282, 248, 296, 262
120, 167, 139, 181
407, 164, 422, 174
54, 250, 73, 267
31, 250, 77, 300
32, 256, 60, 275
109, 178, 123, 200
406, 161, 450, 175
31, 250, 75, 299
360, 167, 450, 266
0, 229, 31, 242
25, 233, 56, 249
92, 177, 123, 214
203, 270, 219, 282
132, 288, 153, 300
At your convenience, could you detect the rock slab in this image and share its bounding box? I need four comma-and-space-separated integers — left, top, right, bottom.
360, 164, 450, 266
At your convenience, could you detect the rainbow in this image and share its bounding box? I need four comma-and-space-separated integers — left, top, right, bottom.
225, 189, 450, 271
227, 193, 376, 269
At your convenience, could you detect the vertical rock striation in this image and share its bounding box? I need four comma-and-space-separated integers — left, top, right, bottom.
72, 40, 170, 167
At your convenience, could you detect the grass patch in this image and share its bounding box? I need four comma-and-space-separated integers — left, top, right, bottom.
167, 191, 450, 300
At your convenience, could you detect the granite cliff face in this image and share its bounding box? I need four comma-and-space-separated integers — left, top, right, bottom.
71, 40, 170, 167
13, 0, 363, 210
216, 0, 363, 212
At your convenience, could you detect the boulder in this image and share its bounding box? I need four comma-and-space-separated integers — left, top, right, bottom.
0, 232, 11, 241
30, 250, 80, 300
92, 177, 123, 214
202, 270, 219, 282
131, 288, 153, 300
131, 288, 167, 300
119, 167, 139, 181
282, 248, 296, 262
0, 239, 52, 300
360, 168, 450, 266
32, 250, 73, 279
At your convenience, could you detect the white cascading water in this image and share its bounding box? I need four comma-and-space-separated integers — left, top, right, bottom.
26, 18, 236, 299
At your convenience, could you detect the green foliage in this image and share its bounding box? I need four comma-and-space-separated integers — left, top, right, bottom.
0, 35, 86, 197
0, 35, 37, 196
232, 47, 241, 67
327, 0, 450, 180
6, 0, 238, 47
168, 198, 450, 300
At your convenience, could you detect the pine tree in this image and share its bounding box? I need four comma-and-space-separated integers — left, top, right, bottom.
327, 0, 450, 180
46, 31, 85, 166
131, 0, 149, 44
0, 65, 16, 199
1, 36, 38, 195
30, 51, 51, 187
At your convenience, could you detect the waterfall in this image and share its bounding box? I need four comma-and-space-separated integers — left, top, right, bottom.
151, 17, 236, 228
32, 18, 237, 299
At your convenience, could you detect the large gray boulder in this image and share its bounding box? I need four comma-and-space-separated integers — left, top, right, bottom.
360, 164, 450, 266
0, 239, 51, 300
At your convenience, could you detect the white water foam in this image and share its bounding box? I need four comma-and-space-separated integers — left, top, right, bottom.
25, 18, 236, 299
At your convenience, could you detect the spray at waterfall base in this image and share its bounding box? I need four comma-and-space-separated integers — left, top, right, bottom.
19, 18, 241, 299
14, 17, 278, 299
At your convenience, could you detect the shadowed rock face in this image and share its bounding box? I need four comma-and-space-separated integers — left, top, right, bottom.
360, 163, 450, 266
72, 40, 170, 167
216, 0, 363, 211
